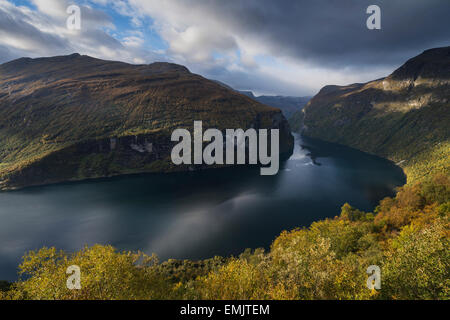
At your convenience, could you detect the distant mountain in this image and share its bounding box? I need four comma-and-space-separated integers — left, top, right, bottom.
239, 92, 311, 119
212, 80, 311, 119
291, 47, 450, 182
0, 54, 293, 190
238, 91, 257, 99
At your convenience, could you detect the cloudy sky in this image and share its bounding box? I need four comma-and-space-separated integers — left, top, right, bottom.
0, 0, 449, 96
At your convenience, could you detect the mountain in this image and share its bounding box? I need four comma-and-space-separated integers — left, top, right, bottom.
212, 81, 311, 119
290, 47, 450, 182
0, 54, 294, 190
239, 91, 311, 119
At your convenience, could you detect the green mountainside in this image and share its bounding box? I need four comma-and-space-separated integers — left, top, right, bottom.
291, 47, 450, 183
0, 54, 293, 190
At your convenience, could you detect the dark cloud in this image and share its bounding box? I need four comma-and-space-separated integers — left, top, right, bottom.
197, 0, 450, 68
130, 0, 450, 94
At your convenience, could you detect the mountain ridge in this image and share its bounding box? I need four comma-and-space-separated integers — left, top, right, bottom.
0, 54, 294, 190
212, 80, 311, 119
291, 46, 450, 182
239, 92, 311, 119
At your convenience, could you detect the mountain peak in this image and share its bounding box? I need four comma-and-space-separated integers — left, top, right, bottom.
297, 46, 449, 182
0, 54, 193, 84
389, 46, 450, 81
146, 62, 190, 74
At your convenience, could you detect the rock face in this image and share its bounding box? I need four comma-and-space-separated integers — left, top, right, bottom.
0, 54, 293, 190
292, 47, 450, 182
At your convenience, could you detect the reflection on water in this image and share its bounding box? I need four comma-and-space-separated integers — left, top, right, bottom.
0, 134, 405, 281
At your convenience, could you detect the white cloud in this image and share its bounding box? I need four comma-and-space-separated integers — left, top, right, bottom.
30, 0, 68, 19
122, 35, 143, 48
0, 0, 161, 65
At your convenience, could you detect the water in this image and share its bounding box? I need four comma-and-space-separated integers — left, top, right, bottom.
0, 135, 405, 281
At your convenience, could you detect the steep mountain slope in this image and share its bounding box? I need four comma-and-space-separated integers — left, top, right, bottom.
0, 54, 293, 190
292, 47, 450, 182
239, 91, 311, 119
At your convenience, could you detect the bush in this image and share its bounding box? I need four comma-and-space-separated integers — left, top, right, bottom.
382, 219, 450, 299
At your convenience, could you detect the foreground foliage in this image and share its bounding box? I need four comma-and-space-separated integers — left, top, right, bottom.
1, 174, 448, 300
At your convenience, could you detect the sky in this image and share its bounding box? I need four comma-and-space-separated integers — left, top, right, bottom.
0, 0, 449, 96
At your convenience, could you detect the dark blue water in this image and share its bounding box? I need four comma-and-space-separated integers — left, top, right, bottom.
0, 135, 405, 281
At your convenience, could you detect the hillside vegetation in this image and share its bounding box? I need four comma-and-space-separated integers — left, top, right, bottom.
291, 47, 450, 183
1, 173, 448, 300
0, 54, 293, 190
